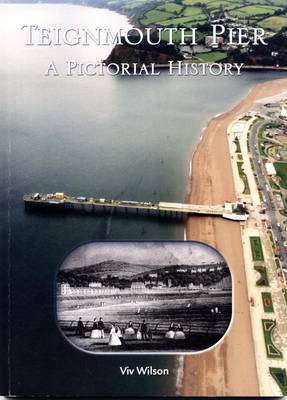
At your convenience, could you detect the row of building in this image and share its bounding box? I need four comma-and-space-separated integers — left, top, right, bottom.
58, 275, 232, 298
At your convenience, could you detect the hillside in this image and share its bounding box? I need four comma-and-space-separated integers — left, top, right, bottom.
62, 259, 157, 277
90, 0, 287, 67
6, 0, 287, 65
58, 260, 230, 288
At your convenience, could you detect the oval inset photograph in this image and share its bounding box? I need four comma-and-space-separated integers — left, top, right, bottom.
56, 241, 232, 353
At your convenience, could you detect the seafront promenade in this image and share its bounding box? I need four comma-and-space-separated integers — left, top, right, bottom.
184, 78, 287, 397
228, 111, 287, 395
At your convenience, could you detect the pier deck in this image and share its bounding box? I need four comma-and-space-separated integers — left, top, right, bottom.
23, 193, 248, 221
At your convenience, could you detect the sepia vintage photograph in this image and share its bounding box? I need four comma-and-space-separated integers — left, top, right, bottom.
57, 241, 232, 353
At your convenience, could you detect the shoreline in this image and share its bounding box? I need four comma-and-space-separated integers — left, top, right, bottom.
182, 77, 287, 396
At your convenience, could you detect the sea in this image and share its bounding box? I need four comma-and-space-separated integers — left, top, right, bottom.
0, 3, 286, 396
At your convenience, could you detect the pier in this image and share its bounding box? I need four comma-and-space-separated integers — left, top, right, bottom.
23, 192, 248, 221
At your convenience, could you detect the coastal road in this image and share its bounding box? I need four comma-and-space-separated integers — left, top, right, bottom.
249, 120, 287, 277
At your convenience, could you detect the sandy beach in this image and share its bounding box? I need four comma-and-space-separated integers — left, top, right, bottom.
182, 77, 287, 396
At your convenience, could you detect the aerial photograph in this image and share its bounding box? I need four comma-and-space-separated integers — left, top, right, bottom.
1, 0, 287, 396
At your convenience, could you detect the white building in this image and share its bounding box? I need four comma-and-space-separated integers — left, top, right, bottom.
89, 282, 102, 288
59, 283, 120, 296
281, 104, 287, 118
130, 282, 146, 291
265, 162, 277, 176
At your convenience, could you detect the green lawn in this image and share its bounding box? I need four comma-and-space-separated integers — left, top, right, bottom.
159, 14, 207, 27
262, 292, 274, 313
140, 10, 173, 25
250, 236, 264, 261
182, 0, 213, 5
271, 0, 287, 5
267, 230, 275, 249
206, 0, 243, 11
262, 319, 283, 358
237, 162, 251, 195
234, 138, 241, 153
259, 16, 287, 32
198, 51, 228, 63
240, 0, 270, 4
183, 6, 205, 16
269, 179, 280, 190
255, 266, 269, 286
274, 162, 287, 189
160, 30, 184, 43
122, 1, 146, 10
157, 2, 184, 14
230, 4, 282, 18
269, 368, 287, 396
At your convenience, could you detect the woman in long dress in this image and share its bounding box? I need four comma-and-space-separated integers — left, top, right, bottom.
90, 318, 100, 339
165, 322, 175, 339
174, 323, 186, 340
108, 324, 122, 346
136, 329, 142, 340
125, 321, 135, 336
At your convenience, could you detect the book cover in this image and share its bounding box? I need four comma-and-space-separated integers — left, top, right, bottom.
1, 0, 287, 397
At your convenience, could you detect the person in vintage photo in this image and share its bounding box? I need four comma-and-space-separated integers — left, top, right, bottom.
76, 317, 85, 338
98, 317, 105, 339
90, 318, 100, 339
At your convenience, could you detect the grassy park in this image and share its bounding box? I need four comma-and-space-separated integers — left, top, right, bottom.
237, 162, 251, 195
255, 266, 269, 286
234, 138, 241, 153
274, 163, 287, 190
197, 51, 228, 63
262, 319, 283, 359
261, 292, 274, 313
250, 236, 264, 261
267, 230, 275, 250
269, 368, 287, 396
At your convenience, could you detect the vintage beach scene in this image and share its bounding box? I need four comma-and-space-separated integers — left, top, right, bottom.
57, 241, 232, 352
